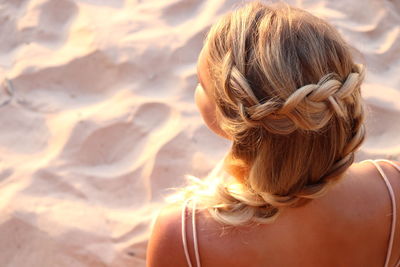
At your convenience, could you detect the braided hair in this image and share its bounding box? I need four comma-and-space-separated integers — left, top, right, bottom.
175, 1, 366, 226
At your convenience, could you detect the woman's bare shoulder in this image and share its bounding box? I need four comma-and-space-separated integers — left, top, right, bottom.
351, 159, 400, 183
340, 159, 400, 203
146, 203, 187, 267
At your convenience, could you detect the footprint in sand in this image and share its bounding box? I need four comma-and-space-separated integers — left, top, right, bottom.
12, 50, 138, 111
160, 0, 205, 26
0, 0, 78, 91
148, 131, 194, 201
170, 29, 207, 64
22, 169, 87, 200
17, 0, 78, 45
64, 102, 172, 167
0, 105, 50, 155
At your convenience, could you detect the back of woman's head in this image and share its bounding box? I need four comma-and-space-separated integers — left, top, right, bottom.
187, 1, 366, 225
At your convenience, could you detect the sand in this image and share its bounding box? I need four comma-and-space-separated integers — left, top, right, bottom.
0, 0, 399, 266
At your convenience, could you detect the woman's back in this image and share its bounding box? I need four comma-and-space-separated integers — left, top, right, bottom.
176, 161, 400, 267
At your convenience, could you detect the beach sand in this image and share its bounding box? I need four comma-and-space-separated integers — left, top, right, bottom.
0, 0, 399, 266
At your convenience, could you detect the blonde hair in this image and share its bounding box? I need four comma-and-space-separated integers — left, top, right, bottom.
173, 1, 366, 226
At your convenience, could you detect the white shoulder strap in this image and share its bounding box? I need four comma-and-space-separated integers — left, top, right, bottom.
181, 199, 201, 267
366, 160, 397, 267
376, 160, 400, 267
192, 200, 201, 267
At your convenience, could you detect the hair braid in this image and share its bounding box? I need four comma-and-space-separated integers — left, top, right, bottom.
236, 64, 364, 208
236, 64, 366, 135
175, 2, 368, 226
213, 59, 365, 224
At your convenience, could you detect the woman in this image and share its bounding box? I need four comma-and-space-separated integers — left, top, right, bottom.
147, 2, 400, 266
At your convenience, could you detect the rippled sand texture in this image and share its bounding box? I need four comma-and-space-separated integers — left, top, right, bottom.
0, 0, 399, 266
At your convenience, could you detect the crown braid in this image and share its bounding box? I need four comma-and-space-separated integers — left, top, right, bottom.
177, 2, 367, 226
207, 62, 366, 224
242, 64, 365, 132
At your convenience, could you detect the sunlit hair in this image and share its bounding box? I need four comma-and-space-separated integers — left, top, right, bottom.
170, 1, 366, 226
